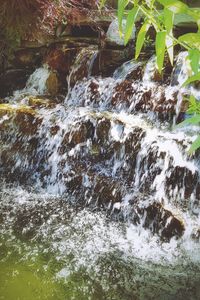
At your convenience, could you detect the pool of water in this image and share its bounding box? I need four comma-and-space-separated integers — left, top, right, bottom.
0, 186, 200, 300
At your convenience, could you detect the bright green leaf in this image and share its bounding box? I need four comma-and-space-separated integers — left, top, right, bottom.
187, 49, 200, 75
166, 34, 174, 65
135, 21, 151, 59
189, 135, 200, 154
182, 72, 200, 87
164, 8, 174, 33
158, 0, 189, 14
164, 9, 174, 64
187, 95, 200, 114
118, 0, 129, 34
178, 33, 200, 49
124, 6, 139, 45
156, 31, 166, 73
177, 114, 200, 127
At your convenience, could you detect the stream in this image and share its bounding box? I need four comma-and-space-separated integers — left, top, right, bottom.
0, 49, 200, 299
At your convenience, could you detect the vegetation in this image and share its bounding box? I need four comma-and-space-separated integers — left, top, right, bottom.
107, 0, 200, 153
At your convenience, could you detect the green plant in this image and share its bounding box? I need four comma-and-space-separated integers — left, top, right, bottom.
105, 0, 200, 153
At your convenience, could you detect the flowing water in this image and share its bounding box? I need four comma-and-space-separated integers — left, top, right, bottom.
0, 49, 200, 300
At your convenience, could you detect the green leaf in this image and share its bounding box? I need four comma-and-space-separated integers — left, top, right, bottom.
164, 8, 174, 33
164, 9, 174, 64
177, 114, 200, 127
135, 21, 150, 59
166, 34, 174, 65
187, 49, 200, 75
182, 72, 200, 87
124, 6, 139, 45
156, 31, 166, 73
187, 95, 200, 114
178, 33, 200, 49
118, 0, 129, 34
158, 0, 189, 14
99, 0, 106, 9
189, 135, 200, 154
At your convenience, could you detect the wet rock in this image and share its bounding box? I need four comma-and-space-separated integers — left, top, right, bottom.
45, 47, 78, 74
94, 48, 134, 77
69, 120, 95, 146
144, 203, 185, 240
166, 167, 199, 200
46, 71, 60, 96
28, 96, 56, 109
95, 118, 111, 142
129, 201, 185, 240
112, 80, 134, 107
113, 60, 144, 81
191, 228, 200, 241
69, 47, 98, 87
87, 80, 100, 104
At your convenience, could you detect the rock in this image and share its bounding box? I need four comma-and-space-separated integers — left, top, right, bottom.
95, 118, 111, 142
112, 80, 134, 107
94, 48, 134, 76
106, 18, 136, 46
166, 166, 199, 200
28, 96, 56, 108
0, 104, 41, 136
128, 200, 185, 240
46, 71, 60, 96
69, 47, 98, 87
45, 47, 78, 74
12, 48, 44, 68
143, 203, 185, 240
68, 120, 95, 147
113, 60, 144, 81
0, 69, 33, 97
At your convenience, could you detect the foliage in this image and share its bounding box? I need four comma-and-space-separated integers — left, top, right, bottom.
113, 0, 200, 153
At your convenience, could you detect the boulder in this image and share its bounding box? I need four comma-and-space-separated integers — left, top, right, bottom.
106, 18, 136, 46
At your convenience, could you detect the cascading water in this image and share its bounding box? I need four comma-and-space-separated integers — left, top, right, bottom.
1, 49, 200, 299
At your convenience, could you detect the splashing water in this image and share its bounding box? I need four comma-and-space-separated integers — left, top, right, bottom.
12, 65, 51, 100
1, 49, 200, 299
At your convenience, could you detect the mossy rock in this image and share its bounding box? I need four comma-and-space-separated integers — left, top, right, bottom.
0, 104, 42, 136
28, 96, 56, 109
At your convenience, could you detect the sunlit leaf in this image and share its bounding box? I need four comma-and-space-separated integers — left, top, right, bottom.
177, 114, 200, 127
179, 33, 200, 50
189, 135, 200, 154
156, 31, 166, 73
182, 72, 200, 87
166, 34, 174, 65
187, 49, 200, 75
164, 8, 174, 33
124, 6, 139, 45
164, 9, 174, 64
158, 0, 188, 14
118, 0, 129, 34
135, 21, 150, 59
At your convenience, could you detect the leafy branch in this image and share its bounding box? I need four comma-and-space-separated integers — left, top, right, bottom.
107, 0, 200, 153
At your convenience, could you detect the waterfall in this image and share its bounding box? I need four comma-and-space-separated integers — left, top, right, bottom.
13, 65, 51, 99
1, 47, 200, 298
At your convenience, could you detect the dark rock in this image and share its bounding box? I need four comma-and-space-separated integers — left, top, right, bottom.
166, 166, 199, 200
0, 69, 33, 97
